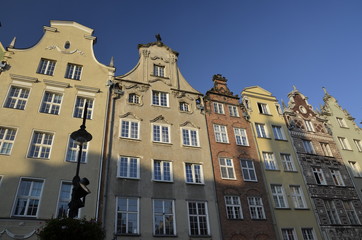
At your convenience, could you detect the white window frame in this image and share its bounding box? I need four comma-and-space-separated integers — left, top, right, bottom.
354, 139, 362, 152
224, 196, 243, 219
152, 123, 170, 143
120, 119, 140, 140
153, 64, 165, 77
301, 228, 315, 240
128, 93, 140, 104
302, 140, 315, 154
56, 181, 80, 218
349, 161, 362, 177
152, 91, 169, 107
12, 178, 44, 217
213, 102, 224, 114
0, 127, 17, 155
280, 153, 295, 172
4, 86, 30, 110
182, 128, 199, 147
153, 199, 176, 236
179, 102, 189, 112
289, 185, 307, 209
213, 124, 229, 143
116, 197, 139, 235
65, 137, 88, 163
40, 91, 63, 115
234, 128, 248, 146
248, 197, 266, 219
255, 123, 269, 138
257, 102, 270, 114
240, 159, 257, 182
153, 160, 173, 182
325, 200, 340, 224
271, 185, 288, 208
281, 228, 297, 240
305, 120, 315, 132
272, 125, 286, 140
336, 117, 348, 128
73, 96, 94, 119
65, 63, 82, 80
312, 167, 327, 185
343, 201, 360, 225
320, 142, 333, 157
28, 131, 54, 159
228, 105, 239, 117
330, 169, 344, 186
338, 137, 352, 150
219, 157, 236, 180
263, 152, 278, 170
118, 156, 140, 179
37, 58, 56, 75
187, 201, 210, 236
185, 163, 204, 184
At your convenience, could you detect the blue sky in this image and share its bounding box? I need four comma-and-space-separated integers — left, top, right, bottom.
1, 0, 361, 125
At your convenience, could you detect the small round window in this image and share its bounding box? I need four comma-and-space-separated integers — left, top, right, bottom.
64, 41, 70, 49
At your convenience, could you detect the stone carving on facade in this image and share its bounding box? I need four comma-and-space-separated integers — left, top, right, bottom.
45, 45, 85, 55
171, 90, 194, 100
122, 82, 150, 92
142, 49, 150, 58
150, 115, 172, 125
150, 55, 170, 63
180, 121, 199, 129
148, 77, 171, 86
119, 112, 143, 121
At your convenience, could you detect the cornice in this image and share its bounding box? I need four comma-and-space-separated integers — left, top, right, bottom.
10, 74, 38, 83
75, 84, 100, 93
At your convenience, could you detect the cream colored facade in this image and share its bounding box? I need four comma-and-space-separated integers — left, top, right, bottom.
241, 86, 322, 240
321, 89, 362, 201
101, 40, 221, 239
0, 21, 114, 239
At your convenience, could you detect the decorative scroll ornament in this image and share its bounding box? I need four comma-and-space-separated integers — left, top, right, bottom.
180, 121, 199, 129
45, 45, 85, 55
0, 229, 37, 239
123, 83, 150, 92
172, 90, 194, 100
149, 78, 171, 86
150, 115, 172, 125
150, 55, 170, 63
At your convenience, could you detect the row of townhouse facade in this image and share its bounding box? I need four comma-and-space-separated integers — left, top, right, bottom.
0, 21, 362, 240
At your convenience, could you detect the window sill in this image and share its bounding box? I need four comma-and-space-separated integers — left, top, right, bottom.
243, 180, 258, 182
182, 145, 201, 149
236, 144, 250, 147
284, 170, 298, 173
153, 180, 174, 183
259, 113, 272, 116
294, 208, 310, 210
257, 137, 271, 140
275, 139, 288, 142
215, 141, 230, 144
265, 169, 280, 172
117, 177, 140, 180
189, 235, 211, 238
153, 234, 177, 237
28, 157, 50, 160
150, 74, 169, 80
342, 149, 353, 151
186, 182, 205, 185
153, 141, 172, 146
116, 233, 140, 236
120, 137, 141, 142
151, 104, 170, 108
274, 207, 291, 210
251, 218, 267, 221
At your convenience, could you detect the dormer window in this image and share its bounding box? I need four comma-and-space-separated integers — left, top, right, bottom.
65, 63, 82, 80
153, 65, 165, 77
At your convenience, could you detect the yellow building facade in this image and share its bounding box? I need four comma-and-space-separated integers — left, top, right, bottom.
0, 21, 114, 239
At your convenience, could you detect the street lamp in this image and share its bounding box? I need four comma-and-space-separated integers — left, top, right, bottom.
68, 102, 93, 218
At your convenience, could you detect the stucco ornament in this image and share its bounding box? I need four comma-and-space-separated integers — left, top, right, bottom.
45, 45, 85, 55
0, 229, 36, 239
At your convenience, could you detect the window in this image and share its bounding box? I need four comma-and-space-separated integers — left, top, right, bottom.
257, 103, 269, 114
116, 197, 139, 235
302, 140, 315, 154
248, 197, 266, 219
152, 124, 170, 143
320, 142, 333, 157
40, 92, 63, 115
118, 156, 139, 179
281, 228, 296, 240
312, 167, 327, 185
325, 200, 340, 224
330, 169, 344, 186
28, 132, 54, 159
263, 152, 278, 170
336, 117, 348, 128
0, 127, 16, 155
280, 154, 295, 171
289, 185, 306, 209
66, 138, 88, 163
185, 163, 203, 184
213, 124, 228, 143
153, 199, 175, 236
73, 97, 93, 119
305, 120, 314, 132
272, 125, 286, 140
152, 91, 168, 107
271, 185, 288, 208
182, 128, 199, 147
228, 105, 239, 117
179, 102, 189, 112
187, 201, 210, 236
240, 159, 257, 181
354, 139, 362, 152
65, 63, 82, 80
338, 137, 351, 150
57, 182, 78, 218
349, 161, 362, 177
302, 228, 315, 240
234, 128, 248, 146
225, 196, 243, 219
13, 178, 44, 217
128, 93, 140, 104
37, 58, 56, 75
343, 201, 360, 225
219, 158, 235, 179
153, 65, 165, 77
120, 119, 139, 139
153, 160, 172, 182
213, 102, 224, 114
4, 86, 30, 110
255, 123, 268, 138
275, 104, 282, 114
